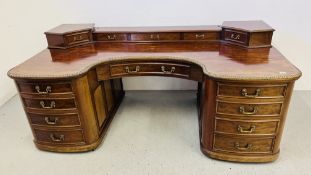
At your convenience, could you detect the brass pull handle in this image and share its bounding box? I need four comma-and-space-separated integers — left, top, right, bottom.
107, 34, 116, 40
241, 88, 261, 98
239, 106, 258, 115
230, 33, 241, 40
40, 101, 56, 109
161, 66, 175, 73
125, 66, 140, 73
150, 34, 160, 40
234, 142, 252, 151
73, 35, 84, 42
50, 134, 64, 142
45, 117, 58, 125
35, 86, 51, 94
195, 33, 205, 39
237, 125, 256, 133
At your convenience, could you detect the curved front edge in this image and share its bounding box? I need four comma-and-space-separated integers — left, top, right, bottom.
199, 76, 296, 163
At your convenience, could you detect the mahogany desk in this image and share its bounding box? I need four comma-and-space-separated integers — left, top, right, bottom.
7, 21, 301, 163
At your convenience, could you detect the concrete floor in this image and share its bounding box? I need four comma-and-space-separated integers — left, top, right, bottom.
0, 91, 311, 175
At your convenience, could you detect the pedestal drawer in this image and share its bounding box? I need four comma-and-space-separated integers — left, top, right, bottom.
215, 118, 278, 135
216, 101, 282, 116
214, 134, 274, 153
28, 113, 80, 127
34, 129, 85, 144
23, 98, 76, 109
17, 82, 73, 95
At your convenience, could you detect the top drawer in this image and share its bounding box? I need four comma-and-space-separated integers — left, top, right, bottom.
217, 83, 287, 99
223, 29, 248, 44
17, 82, 73, 95
65, 31, 92, 46
131, 33, 180, 41
183, 32, 220, 40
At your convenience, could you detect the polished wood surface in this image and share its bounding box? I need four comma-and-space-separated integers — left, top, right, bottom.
8, 21, 302, 163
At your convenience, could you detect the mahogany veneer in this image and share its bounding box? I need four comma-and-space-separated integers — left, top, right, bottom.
8, 21, 301, 163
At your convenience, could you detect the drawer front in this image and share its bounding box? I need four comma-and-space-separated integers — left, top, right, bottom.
94, 33, 127, 41
23, 98, 76, 109
183, 32, 220, 40
216, 101, 282, 116
223, 29, 248, 44
28, 113, 80, 127
34, 129, 84, 144
217, 83, 286, 98
110, 62, 191, 78
65, 31, 91, 45
17, 82, 72, 95
214, 135, 274, 153
215, 119, 278, 135
131, 33, 180, 41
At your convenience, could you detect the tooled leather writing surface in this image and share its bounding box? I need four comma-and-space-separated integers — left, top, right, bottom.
8, 42, 301, 80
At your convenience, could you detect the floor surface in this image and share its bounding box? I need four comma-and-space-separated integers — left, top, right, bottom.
0, 91, 310, 175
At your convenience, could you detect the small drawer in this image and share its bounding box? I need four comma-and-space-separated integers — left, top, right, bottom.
17, 82, 73, 95
183, 32, 220, 40
214, 134, 274, 153
65, 31, 92, 45
94, 33, 127, 41
215, 118, 278, 135
217, 83, 286, 98
34, 129, 85, 144
130, 33, 180, 41
28, 113, 80, 127
23, 98, 76, 110
223, 29, 248, 44
110, 62, 191, 78
216, 101, 282, 116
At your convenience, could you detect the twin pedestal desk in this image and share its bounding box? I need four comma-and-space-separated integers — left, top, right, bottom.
8, 21, 301, 163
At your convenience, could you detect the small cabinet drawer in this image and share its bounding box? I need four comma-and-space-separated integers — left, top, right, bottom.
131, 33, 180, 41
215, 119, 278, 135
17, 82, 73, 95
94, 33, 127, 41
23, 98, 76, 109
34, 129, 85, 144
65, 31, 92, 45
214, 134, 274, 153
216, 101, 282, 116
28, 113, 80, 127
183, 32, 220, 40
110, 62, 191, 78
217, 83, 286, 98
223, 29, 248, 44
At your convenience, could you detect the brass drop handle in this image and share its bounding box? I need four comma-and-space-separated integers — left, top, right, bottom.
107, 34, 116, 40
35, 85, 51, 94
150, 34, 160, 40
161, 66, 175, 73
234, 142, 252, 150
50, 134, 64, 142
241, 88, 261, 98
45, 117, 58, 125
237, 125, 256, 133
73, 35, 84, 42
239, 106, 258, 115
125, 66, 140, 73
40, 101, 56, 109
195, 33, 205, 39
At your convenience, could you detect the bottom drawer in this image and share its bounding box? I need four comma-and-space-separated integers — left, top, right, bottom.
34, 129, 85, 144
214, 134, 274, 154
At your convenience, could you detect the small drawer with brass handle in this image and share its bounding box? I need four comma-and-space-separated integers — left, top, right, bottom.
65, 31, 91, 45
93, 33, 128, 41
23, 98, 76, 110
34, 129, 85, 144
28, 113, 80, 127
217, 83, 286, 99
130, 33, 180, 41
216, 101, 282, 117
223, 29, 248, 44
215, 118, 278, 135
110, 62, 191, 78
183, 32, 220, 40
213, 134, 274, 153
17, 81, 73, 96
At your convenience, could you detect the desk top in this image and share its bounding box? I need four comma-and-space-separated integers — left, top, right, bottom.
8, 42, 301, 81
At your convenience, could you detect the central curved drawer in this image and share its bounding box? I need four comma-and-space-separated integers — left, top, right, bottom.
110, 62, 191, 78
